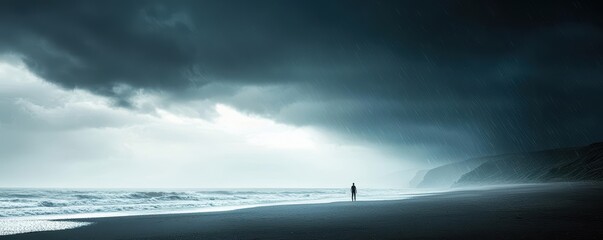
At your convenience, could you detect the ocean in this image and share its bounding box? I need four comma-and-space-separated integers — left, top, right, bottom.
0, 188, 439, 236
0, 188, 420, 219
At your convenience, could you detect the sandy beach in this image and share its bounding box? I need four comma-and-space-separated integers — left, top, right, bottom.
2, 182, 602, 240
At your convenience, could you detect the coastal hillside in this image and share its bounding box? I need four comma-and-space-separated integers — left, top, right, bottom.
416, 158, 487, 188
408, 169, 428, 187
543, 142, 603, 181
416, 142, 603, 187
456, 147, 581, 185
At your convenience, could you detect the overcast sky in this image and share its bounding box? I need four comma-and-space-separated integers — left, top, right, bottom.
1, 0, 602, 188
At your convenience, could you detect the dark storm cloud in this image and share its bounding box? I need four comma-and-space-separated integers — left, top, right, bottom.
1, 0, 602, 160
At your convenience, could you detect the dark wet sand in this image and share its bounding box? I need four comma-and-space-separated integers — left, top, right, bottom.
4, 183, 603, 240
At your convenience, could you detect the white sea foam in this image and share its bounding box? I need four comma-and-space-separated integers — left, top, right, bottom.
0, 188, 438, 235
0, 219, 92, 236
0, 188, 420, 219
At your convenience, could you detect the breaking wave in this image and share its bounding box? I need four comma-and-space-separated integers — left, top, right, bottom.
0, 188, 409, 218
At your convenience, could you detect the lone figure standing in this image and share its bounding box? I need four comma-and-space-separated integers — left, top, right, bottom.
351, 183, 357, 201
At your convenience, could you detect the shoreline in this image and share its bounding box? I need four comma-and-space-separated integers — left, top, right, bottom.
4, 182, 603, 239
2, 183, 545, 222
1, 188, 446, 222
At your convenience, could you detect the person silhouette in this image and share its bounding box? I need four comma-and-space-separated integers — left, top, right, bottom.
351, 183, 357, 201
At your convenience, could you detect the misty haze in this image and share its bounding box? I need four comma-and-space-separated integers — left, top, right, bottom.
1, 0, 602, 239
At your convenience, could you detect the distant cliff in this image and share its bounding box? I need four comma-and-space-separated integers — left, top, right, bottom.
417, 158, 487, 188
415, 142, 603, 188
543, 142, 603, 181
408, 169, 428, 187
455, 147, 581, 185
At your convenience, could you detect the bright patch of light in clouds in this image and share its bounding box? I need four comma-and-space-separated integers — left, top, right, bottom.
0, 57, 413, 188
214, 104, 318, 149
